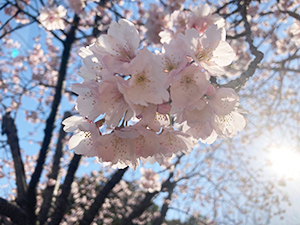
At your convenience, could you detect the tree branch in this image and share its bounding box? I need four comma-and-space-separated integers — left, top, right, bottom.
5, 1, 63, 42
1, 112, 27, 207
0, 2, 9, 11
79, 167, 129, 225
0, 9, 20, 32
26, 15, 80, 225
120, 191, 159, 225
120, 172, 176, 225
222, 1, 264, 91
152, 184, 174, 225
120, 155, 184, 225
280, 10, 300, 21
0, 20, 35, 40
48, 153, 82, 225
37, 112, 71, 225
0, 197, 27, 225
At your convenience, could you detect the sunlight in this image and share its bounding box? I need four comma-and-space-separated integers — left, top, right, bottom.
269, 146, 300, 179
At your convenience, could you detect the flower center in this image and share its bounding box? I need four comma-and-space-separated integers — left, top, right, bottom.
135, 72, 150, 86
195, 47, 213, 62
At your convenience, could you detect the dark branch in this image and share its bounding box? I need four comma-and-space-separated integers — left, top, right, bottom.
0, 197, 27, 225
79, 167, 129, 225
26, 15, 80, 225
120, 155, 184, 225
37, 112, 71, 225
214, 0, 236, 14
152, 185, 175, 225
121, 173, 176, 225
48, 154, 82, 225
222, 1, 264, 91
6, 1, 63, 42
280, 10, 300, 21
120, 191, 159, 225
0, 9, 20, 32
226, 31, 246, 40
0, 2, 9, 11
1, 112, 27, 207
0, 20, 35, 40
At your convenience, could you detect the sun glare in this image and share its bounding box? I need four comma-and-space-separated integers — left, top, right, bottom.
269, 147, 300, 179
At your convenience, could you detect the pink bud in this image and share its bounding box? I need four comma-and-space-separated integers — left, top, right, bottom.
205, 84, 216, 97
157, 102, 172, 114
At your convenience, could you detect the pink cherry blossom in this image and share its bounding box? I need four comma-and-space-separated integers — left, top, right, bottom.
170, 65, 210, 109
62, 17, 245, 168
157, 101, 172, 114
179, 87, 244, 143
131, 103, 157, 126
119, 48, 169, 106
145, 4, 169, 45
159, 4, 224, 44
96, 125, 159, 169
28, 44, 46, 65
149, 112, 170, 132
68, 0, 85, 15
188, 4, 225, 34
209, 87, 239, 116
95, 76, 134, 127
182, 103, 216, 143
158, 127, 194, 157
90, 19, 139, 74
177, 25, 235, 76
159, 39, 188, 87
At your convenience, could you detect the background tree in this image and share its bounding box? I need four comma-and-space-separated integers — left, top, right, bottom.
0, 0, 299, 224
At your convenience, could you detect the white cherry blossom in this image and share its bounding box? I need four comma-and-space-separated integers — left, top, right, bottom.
212, 111, 246, 138
71, 81, 101, 121
63, 116, 101, 157
178, 25, 235, 76
38, 5, 66, 30
78, 47, 107, 81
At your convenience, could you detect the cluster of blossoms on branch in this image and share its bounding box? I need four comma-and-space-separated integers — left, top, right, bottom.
38, 5, 67, 30
63, 4, 246, 169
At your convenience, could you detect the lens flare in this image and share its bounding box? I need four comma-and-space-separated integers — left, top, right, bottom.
269, 147, 300, 179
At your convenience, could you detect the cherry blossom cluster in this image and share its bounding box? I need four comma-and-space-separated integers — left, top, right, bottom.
289, 20, 300, 46
63, 5, 245, 169
145, 3, 225, 46
38, 5, 67, 30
